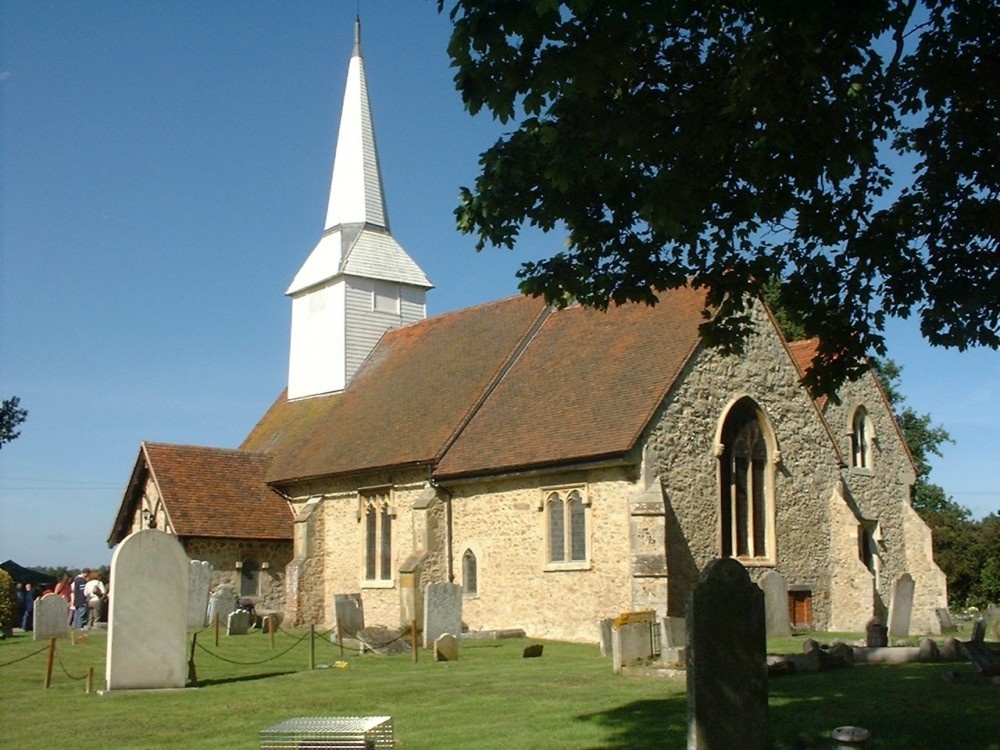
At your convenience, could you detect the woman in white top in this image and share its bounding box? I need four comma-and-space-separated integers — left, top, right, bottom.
83, 572, 107, 629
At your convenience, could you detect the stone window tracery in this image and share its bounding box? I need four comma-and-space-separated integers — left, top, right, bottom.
361, 488, 393, 583
851, 406, 874, 470
544, 487, 590, 569
719, 397, 776, 563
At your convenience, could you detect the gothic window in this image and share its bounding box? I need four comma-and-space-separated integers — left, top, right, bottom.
462, 549, 478, 596
362, 488, 393, 583
851, 407, 874, 469
859, 520, 882, 588
545, 488, 589, 567
719, 398, 775, 562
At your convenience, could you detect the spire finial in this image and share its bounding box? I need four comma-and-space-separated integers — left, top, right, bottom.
353, 15, 361, 57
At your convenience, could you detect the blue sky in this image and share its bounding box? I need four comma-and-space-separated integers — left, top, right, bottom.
1, 1, 997, 569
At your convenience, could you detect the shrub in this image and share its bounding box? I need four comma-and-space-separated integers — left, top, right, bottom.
0, 569, 16, 633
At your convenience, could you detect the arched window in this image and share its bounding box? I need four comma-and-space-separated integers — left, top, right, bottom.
851, 407, 873, 469
239, 557, 260, 597
362, 488, 393, 582
462, 549, 478, 596
719, 398, 775, 561
545, 488, 589, 566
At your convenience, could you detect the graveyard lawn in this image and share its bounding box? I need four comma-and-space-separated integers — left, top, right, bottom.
0, 630, 998, 749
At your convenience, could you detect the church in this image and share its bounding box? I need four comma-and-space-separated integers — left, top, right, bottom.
108, 21, 947, 643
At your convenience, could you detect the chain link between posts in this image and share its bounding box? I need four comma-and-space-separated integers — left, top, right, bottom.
0, 643, 50, 669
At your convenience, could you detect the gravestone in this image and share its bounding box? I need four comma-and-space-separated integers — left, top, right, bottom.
935, 608, 957, 634
598, 618, 614, 657
227, 609, 252, 635
434, 633, 459, 661
106, 529, 189, 690
612, 611, 656, 673
207, 584, 237, 627
686, 557, 769, 750
757, 570, 791, 638
187, 560, 214, 628
887, 572, 915, 638
422, 581, 462, 649
333, 593, 364, 639
523, 644, 543, 658
986, 604, 1000, 641
32, 593, 69, 641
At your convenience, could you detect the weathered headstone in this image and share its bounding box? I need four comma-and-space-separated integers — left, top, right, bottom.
434, 633, 459, 662
887, 572, 915, 639
32, 593, 69, 641
934, 608, 957, 634
918, 637, 940, 662
757, 570, 791, 638
986, 604, 1000, 641
106, 529, 188, 690
422, 581, 462, 649
686, 558, 769, 750
227, 609, 252, 635
207, 584, 237, 627
598, 618, 614, 657
612, 611, 656, 673
187, 560, 214, 628
333, 593, 364, 639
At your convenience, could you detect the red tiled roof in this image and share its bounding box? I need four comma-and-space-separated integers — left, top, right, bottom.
434, 286, 708, 478
142, 443, 292, 539
241, 295, 552, 484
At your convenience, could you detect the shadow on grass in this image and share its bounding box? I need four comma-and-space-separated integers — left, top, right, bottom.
192, 670, 297, 688
575, 697, 688, 750
575, 664, 1000, 750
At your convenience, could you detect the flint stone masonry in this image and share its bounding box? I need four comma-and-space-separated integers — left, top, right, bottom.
106, 529, 188, 690
32, 593, 69, 640
687, 558, 769, 750
888, 573, 915, 638
422, 581, 462, 649
187, 560, 214, 628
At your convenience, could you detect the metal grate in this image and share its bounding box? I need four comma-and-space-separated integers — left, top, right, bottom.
260, 716, 394, 749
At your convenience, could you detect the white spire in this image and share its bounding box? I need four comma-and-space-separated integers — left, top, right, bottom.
324, 18, 388, 231
285, 18, 432, 399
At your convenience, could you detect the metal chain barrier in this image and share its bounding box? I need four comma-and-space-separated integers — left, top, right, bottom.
55, 652, 90, 681
0, 643, 50, 668
193, 628, 310, 665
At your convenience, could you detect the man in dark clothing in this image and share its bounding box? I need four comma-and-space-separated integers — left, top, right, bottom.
72, 569, 89, 630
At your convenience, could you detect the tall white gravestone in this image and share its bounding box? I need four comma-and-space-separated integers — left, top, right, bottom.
106, 529, 189, 690
422, 582, 462, 649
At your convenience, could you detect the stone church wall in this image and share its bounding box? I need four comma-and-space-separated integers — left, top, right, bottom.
184, 537, 292, 613
449, 467, 636, 643
645, 303, 847, 631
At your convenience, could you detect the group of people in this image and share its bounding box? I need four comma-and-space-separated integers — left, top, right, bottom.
14, 568, 109, 631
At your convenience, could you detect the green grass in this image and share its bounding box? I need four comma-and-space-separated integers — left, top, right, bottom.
1, 627, 998, 749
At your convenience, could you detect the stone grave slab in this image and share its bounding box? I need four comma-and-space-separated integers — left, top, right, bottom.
611, 611, 656, 673
935, 608, 957, 634
32, 593, 69, 641
757, 570, 791, 638
686, 557, 769, 750
207, 584, 237, 627
887, 572, 915, 638
227, 610, 252, 635
187, 560, 214, 628
334, 593, 364, 639
434, 633, 459, 661
106, 529, 189, 690
422, 581, 462, 649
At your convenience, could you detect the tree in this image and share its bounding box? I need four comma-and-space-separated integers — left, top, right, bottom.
0, 396, 28, 449
439, 0, 999, 396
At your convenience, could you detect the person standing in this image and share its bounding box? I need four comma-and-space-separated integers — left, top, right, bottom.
84, 571, 106, 629
54, 574, 73, 626
20, 583, 36, 631
71, 569, 89, 630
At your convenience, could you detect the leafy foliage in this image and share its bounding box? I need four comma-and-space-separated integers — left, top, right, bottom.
0, 396, 28, 449
0, 569, 16, 631
439, 0, 999, 396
